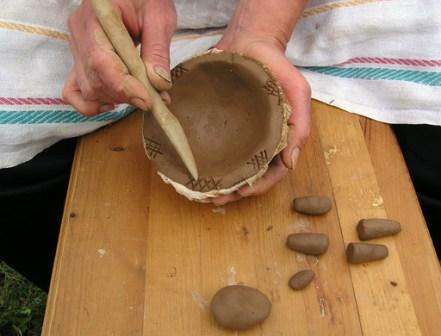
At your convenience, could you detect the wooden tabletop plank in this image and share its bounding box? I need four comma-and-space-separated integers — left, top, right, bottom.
362, 119, 441, 335
287, 112, 363, 335
315, 106, 422, 335
43, 101, 441, 335
142, 105, 362, 335
43, 113, 151, 335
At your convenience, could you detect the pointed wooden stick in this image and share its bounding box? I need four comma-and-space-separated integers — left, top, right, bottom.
91, 0, 198, 180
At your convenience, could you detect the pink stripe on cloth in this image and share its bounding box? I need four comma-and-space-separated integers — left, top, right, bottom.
0, 97, 67, 105
340, 57, 441, 67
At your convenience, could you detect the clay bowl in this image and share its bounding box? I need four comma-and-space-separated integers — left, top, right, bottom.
142, 51, 290, 201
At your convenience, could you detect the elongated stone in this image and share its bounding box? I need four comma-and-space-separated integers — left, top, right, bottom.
346, 242, 388, 264
286, 233, 329, 256
293, 196, 332, 215
357, 218, 401, 241
289, 270, 315, 290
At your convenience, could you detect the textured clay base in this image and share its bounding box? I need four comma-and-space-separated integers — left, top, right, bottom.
143, 51, 290, 200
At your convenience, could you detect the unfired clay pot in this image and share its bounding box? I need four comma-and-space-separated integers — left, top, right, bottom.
142, 51, 290, 201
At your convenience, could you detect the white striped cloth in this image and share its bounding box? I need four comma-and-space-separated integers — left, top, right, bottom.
1, 0, 440, 168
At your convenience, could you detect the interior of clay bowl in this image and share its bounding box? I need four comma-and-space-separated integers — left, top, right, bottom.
143, 52, 286, 193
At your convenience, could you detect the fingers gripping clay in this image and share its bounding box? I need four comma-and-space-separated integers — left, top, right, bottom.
143, 51, 291, 201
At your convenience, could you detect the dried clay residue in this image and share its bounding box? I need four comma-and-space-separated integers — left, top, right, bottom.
97, 249, 106, 258
212, 207, 226, 215
227, 266, 237, 285
191, 291, 209, 310
372, 195, 384, 207
324, 146, 338, 165
319, 297, 328, 317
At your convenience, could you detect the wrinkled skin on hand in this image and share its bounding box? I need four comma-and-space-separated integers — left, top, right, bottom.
64, 0, 311, 205
212, 33, 311, 205
63, 0, 176, 116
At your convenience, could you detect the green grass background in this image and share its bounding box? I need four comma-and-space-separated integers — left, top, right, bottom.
0, 262, 46, 336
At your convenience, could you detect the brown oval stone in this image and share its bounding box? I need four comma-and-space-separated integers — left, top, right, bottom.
210, 285, 271, 330
357, 218, 401, 241
346, 242, 388, 264
289, 270, 315, 290
286, 233, 329, 255
293, 196, 332, 215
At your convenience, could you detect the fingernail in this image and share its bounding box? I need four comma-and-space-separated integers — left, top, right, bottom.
130, 97, 148, 110
99, 104, 113, 113
290, 147, 300, 170
160, 91, 171, 105
154, 66, 171, 83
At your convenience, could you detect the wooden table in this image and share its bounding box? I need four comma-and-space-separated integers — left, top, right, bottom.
43, 101, 441, 336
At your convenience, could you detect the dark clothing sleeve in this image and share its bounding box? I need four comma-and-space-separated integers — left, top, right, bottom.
0, 138, 76, 291
393, 124, 441, 256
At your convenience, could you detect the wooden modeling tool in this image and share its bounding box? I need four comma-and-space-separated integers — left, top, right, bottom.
91, 0, 199, 180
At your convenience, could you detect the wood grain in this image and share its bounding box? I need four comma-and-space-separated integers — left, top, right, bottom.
43, 101, 441, 335
142, 108, 362, 335
315, 105, 421, 335
42, 112, 151, 335
362, 118, 441, 335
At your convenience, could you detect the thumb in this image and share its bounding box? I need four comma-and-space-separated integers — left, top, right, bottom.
140, 0, 176, 91
270, 57, 311, 170
243, 44, 311, 170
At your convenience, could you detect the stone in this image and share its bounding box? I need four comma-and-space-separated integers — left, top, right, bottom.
286, 233, 329, 255
289, 270, 315, 290
210, 285, 271, 330
357, 218, 401, 241
293, 196, 332, 215
346, 242, 388, 264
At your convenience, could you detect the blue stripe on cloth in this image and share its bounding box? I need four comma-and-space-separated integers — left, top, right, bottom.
0, 106, 135, 124
302, 66, 441, 87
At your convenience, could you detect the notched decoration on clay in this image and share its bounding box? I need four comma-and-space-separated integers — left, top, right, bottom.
171, 65, 188, 82
143, 52, 289, 201
186, 177, 222, 192
144, 137, 163, 159
246, 150, 268, 170
262, 79, 282, 105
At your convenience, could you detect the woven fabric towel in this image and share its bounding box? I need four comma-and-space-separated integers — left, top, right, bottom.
1, 0, 440, 168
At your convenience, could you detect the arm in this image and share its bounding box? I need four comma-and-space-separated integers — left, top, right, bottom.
213, 0, 311, 205
219, 0, 308, 51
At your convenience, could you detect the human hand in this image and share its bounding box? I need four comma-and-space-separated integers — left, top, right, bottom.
212, 28, 311, 205
63, 0, 176, 115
